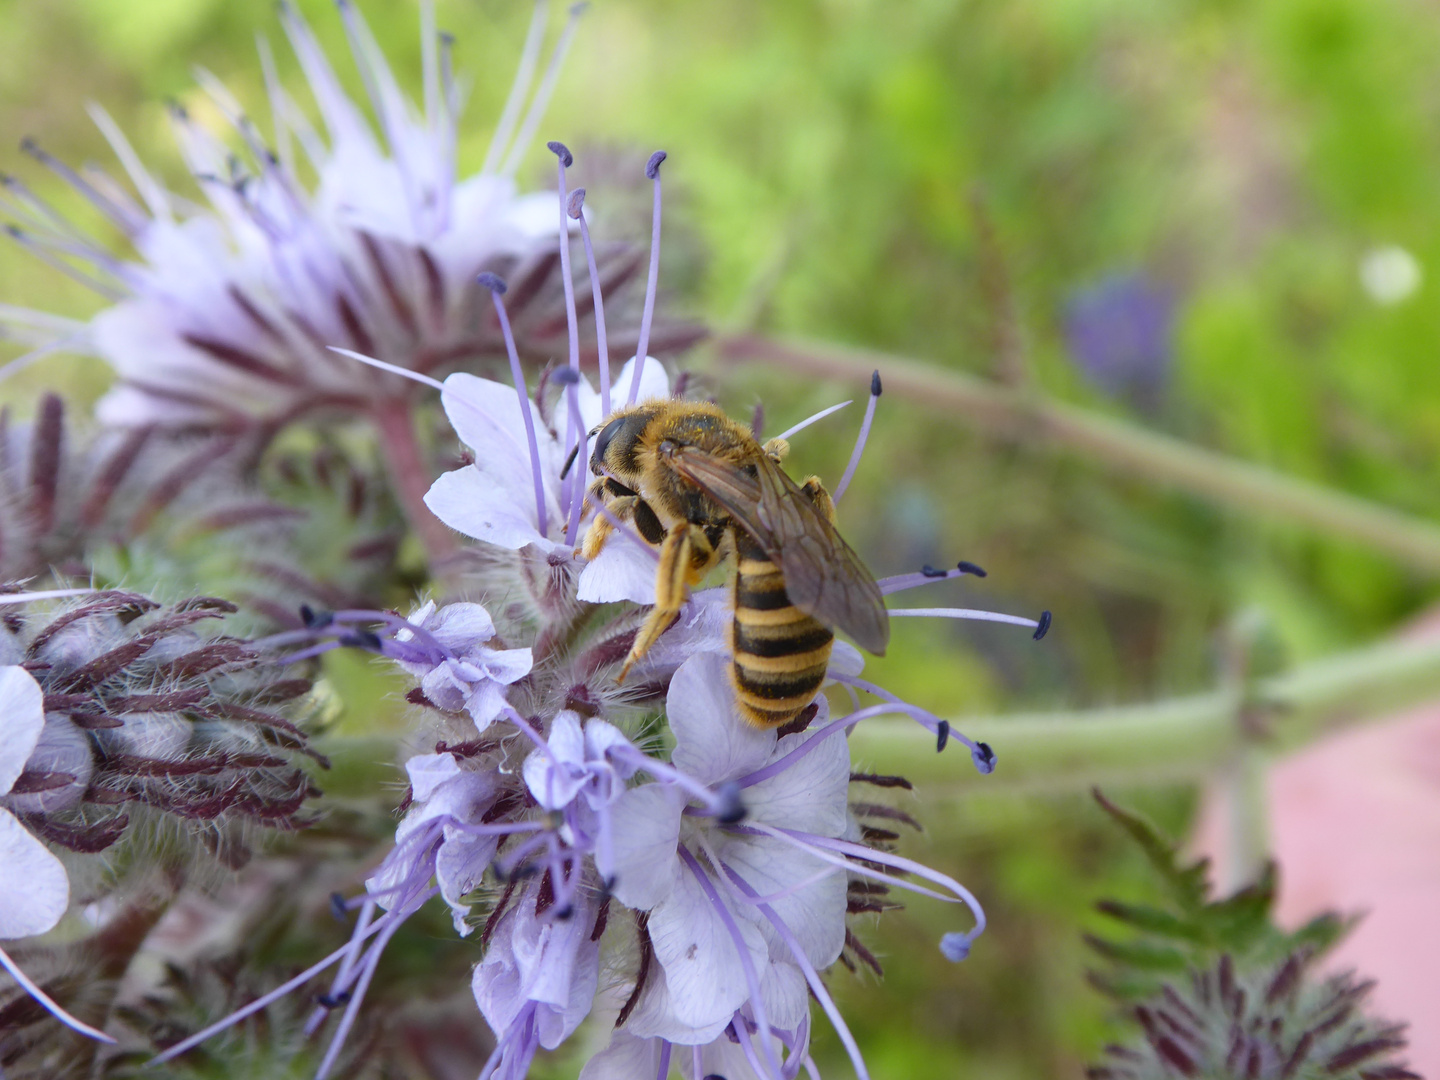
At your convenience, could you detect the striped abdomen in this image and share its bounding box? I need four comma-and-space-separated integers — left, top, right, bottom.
728, 531, 833, 728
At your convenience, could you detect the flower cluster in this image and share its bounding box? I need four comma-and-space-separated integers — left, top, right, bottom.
139, 125, 1051, 1076
0, 588, 319, 1043
0, 3, 1053, 1077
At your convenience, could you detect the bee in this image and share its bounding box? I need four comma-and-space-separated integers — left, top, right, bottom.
573, 400, 889, 728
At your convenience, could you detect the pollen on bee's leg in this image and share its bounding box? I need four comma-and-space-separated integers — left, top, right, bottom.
627, 150, 666, 405
832, 369, 881, 505
479, 271, 550, 539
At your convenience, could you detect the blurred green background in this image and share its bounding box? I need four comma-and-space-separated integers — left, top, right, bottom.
5, 0, 1440, 1076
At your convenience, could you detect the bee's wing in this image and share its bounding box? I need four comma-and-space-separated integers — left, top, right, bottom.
669, 446, 890, 655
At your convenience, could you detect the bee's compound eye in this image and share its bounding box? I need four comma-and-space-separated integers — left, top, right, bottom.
590, 416, 626, 471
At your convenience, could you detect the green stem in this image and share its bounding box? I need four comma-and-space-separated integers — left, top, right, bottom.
847, 635, 1440, 792
715, 333, 1440, 574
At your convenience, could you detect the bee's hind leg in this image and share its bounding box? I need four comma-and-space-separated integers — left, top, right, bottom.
617, 522, 713, 682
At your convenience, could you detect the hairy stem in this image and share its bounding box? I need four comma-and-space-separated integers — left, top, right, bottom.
716, 334, 1440, 575
371, 398, 456, 566
847, 634, 1440, 792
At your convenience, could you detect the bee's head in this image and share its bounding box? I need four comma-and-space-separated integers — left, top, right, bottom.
583, 409, 653, 483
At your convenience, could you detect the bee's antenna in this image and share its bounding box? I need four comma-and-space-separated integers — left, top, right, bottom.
559, 439, 582, 480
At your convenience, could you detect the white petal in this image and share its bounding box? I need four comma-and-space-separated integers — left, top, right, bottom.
608, 785, 683, 910
404, 753, 461, 802
421, 601, 496, 651
495, 191, 569, 245
583, 719, 633, 768
0, 808, 68, 939
440, 372, 554, 474
668, 653, 774, 786
473, 911, 524, 1034
578, 1031, 663, 1080
436, 832, 498, 935
624, 955, 734, 1046
463, 680, 511, 732
827, 640, 866, 679
523, 713, 586, 810
746, 714, 851, 837
648, 859, 768, 1031
424, 467, 548, 551
549, 711, 586, 762
479, 646, 534, 685
535, 935, 599, 1049
719, 832, 847, 970
757, 957, 810, 1032
576, 535, 659, 605
0, 667, 46, 793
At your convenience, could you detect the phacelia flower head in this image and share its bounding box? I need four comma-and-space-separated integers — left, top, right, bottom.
0, 1, 664, 435
142, 144, 1053, 1080
2, 589, 321, 864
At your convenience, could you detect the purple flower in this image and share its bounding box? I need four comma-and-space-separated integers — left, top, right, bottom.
1064, 273, 1175, 408
472, 877, 601, 1076
366, 752, 504, 935
1, 1, 586, 431
422, 355, 669, 604
394, 601, 533, 732
606, 653, 847, 1047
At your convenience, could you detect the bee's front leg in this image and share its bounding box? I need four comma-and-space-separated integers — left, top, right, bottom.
578, 479, 637, 561
617, 522, 712, 681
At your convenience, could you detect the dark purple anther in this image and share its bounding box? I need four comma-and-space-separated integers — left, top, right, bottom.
645, 150, 666, 179
715, 781, 746, 825
546, 140, 573, 167
972, 742, 996, 774
476, 271, 507, 295
957, 561, 987, 577
339, 629, 384, 652
301, 605, 334, 629
935, 720, 950, 753
1033, 611, 1052, 641
552, 367, 581, 386
870, 370, 882, 396
921, 565, 947, 578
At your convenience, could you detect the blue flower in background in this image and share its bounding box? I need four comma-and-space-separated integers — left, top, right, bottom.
1064, 273, 1175, 411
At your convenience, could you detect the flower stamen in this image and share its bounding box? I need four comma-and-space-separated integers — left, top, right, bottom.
569, 187, 612, 415
832, 369, 881, 504
627, 150, 666, 405
478, 273, 551, 539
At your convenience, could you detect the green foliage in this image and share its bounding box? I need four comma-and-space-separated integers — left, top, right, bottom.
1086, 791, 1416, 1080
1087, 789, 1348, 1003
